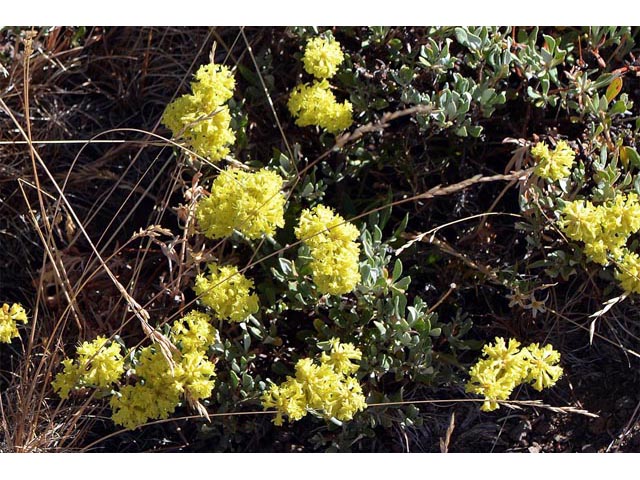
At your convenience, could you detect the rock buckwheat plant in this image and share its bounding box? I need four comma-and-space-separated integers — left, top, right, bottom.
52, 336, 125, 399
302, 36, 345, 80
288, 35, 353, 134
288, 80, 354, 134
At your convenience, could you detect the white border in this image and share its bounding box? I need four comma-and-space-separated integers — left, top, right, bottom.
2, 1, 639, 25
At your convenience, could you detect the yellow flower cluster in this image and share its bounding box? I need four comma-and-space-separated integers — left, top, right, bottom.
52, 336, 125, 399
110, 310, 218, 430
466, 337, 563, 411
288, 80, 353, 134
531, 140, 576, 181
261, 338, 367, 425
295, 204, 361, 295
162, 63, 236, 161
111, 346, 216, 430
614, 250, 640, 294
0, 303, 28, 343
302, 36, 345, 80
288, 36, 352, 134
196, 168, 286, 240
170, 309, 217, 353
559, 193, 640, 266
194, 262, 259, 322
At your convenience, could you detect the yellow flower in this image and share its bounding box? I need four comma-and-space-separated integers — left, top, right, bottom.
52, 336, 125, 399
302, 36, 345, 80
170, 310, 217, 353
193, 262, 259, 322
320, 338, 362, 375
560, 193, 640, 270
295, 205, 361, 295
615, 249, 640, 294
466, 358, 518, 412
522, 343, 563, 392
162, 63, 236, 161
559, 199, 599, 243
191, 63, 235, 109
196, 168, 286, 240
466, 337, 563, 411
261, 340, 366, 425
110, 384, 159, 430
0, 303, 28, 343
288, 80, 353, 134
532, 140, 575, 181
111, 340, 217, 430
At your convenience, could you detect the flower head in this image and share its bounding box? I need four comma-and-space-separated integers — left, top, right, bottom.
261, 340, 366, 425
288, 80, 353, 134
466, 337, 563, 412
194, 262, 259, 322
295, 205, 361, 295
522, 343, 563, 392
560, 193, 640, 269
0, 303, 28, 343
320, 338, 363, 375
302, 36, 345, 80
52, 336, 125, 399
196, 168, 286, 240
532, 140, 575, 181
162, 63, 236, 161
615, 249, 640, 294
170, 310, 217, 353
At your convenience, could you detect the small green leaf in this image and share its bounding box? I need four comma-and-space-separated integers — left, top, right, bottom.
621, 146, 640, 168
229, 370, 240, 389
605, 76, 623, 102
373, 320, 387, 335
392, 259, 403, 281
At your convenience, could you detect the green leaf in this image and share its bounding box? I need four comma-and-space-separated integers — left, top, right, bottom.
392, 259, 403, 282
373, 320, 387, 336
229, 370, 240, 389
621, 146, 640, 168
605, 76, 623, 102
278, 257, 293, 276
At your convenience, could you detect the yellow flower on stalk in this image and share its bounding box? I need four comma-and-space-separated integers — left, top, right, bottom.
52, 336, 125, 399
466, 358, 520, 412
295, 204, 361, 295
559, 199, 599, 243
111, 342, 216, 430
302, 36, 345, 80
288, 80, 353, 134
522, 343, 563, 392
0, 303, 28, 343
615, 249, 640, 294
320, 338, 362, 375
195, 168, 286, 240
193, 262, 259, 322
560, 193, 640, 269
170, 310, 217, 354
466, 337, 563, 412
261, 339, 366, 425
162, 63, 236, 161
531, 139, 575, 181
